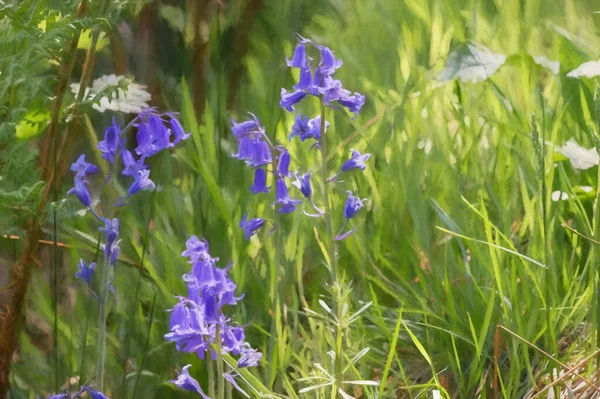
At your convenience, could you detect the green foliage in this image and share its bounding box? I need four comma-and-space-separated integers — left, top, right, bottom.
7, 0, 600, 398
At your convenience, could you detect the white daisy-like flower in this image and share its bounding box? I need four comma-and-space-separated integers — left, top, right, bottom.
70, 74, 151, 114
440, 43, 506, 84
557, 139, 599, 170
533, 56, 560, 75
567, 60, 600, 79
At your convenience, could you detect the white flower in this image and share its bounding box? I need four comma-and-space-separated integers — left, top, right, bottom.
533, 56, 560, 75
70, 74, 151, 114
557, 139, 599, 170
551, 191, 569, 202
440, 43, 506, 83
567, 60, 600, 78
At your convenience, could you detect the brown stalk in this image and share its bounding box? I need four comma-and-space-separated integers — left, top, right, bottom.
493, 325, 501, 397
226, 0, 264, 109
530, 349, 600, 399
498, 325, 600, 393
0, 1, 88, 395
190, 0, 212, 122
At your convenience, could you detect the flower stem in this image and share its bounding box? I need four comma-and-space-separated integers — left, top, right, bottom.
319, 97, 338, 283
216, 326, 225, 399
208, 356, 216, 399
96, 152, 119, 390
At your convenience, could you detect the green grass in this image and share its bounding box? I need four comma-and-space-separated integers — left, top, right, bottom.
5, 0, 600, 398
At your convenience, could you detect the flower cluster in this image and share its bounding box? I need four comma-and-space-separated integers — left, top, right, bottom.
165, 236, 262, 396
280, 36, 365, 116
232, 36, 369, 241
43, 386, 108, 399
68, 110, 190, 292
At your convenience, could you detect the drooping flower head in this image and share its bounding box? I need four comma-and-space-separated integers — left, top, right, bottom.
240, 216, 265, 240
341, 149, 371, 172
97, 117, 120, 163
274, 178, 302, 214
75, 259, 95, 288
292, 171, 312, 198
344, 191, 366, 219
169, 365, 210, 399
280, 37, 365, 116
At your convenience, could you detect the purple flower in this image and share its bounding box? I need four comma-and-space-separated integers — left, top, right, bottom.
280, 89, 307, 112
292, 171, 312, 198
75, 259, 95, 287
274, 178, 302, 214
221, 324, 246, 355
277, 148, 291, 177
46, 394, 69, 399
223, 373, 250, 398
319, 76, 350, 104
182, 235, 211, 263
97, 117, 120, 163
289, 115, 327, 142
344, 191, 366, 219
169, 115, 191, 144
70, 155, 98, 176
238, 347, 262, 368
121, 149, 147, 177
287, 42, 308, 68
231, 113, 261, 139
149, 114, 172, 151
67, 177, 92, 207
135, 119, 156, 158
250, 168, 269, 194
339, 92, 366, 117
289, 114, 309, 141
127, 169, 155, 197
341, 149, 371, 172
99, 217, 119, 247
316, 45, 343, 76
169, 365, 211, 399
240, 216, 265, 240
84, 389, 110, 399
233, 137, 272, 168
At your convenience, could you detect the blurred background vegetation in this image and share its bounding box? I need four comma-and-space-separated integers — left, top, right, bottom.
3, 0, 600, 398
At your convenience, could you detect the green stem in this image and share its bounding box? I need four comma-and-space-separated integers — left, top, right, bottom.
333, 296, 344, 399
216, 326, 225, 399
208, 356, 216, 399
593, 162, 600, 364
96, 153, 119, 390
131, 291, 157, 398
319, 98, 338, 283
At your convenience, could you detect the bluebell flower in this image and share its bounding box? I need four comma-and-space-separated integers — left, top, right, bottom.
338, 92, 366, 116
222, 373, 250, 398
84, 388, 110, 399
67, 177, 92, 207
169, 365, 211, 399
240, 216, 265, 240
231, 113, 261, 138
99, 217, 119, 247
281, 38, 366, 117
45, 394, 69, 399
277, 148, 291, 177
274, 178, 302, 214
344, 191, 366, 219
289, 114, 327, 143
169, 115, 191, 144
166, 237, 261, 368
149, 114, 172, 151
127, 169, 155, 197
287, 42, 308, 68
181, 235, 211, 263
135, 119, 156, 158
75, 259, 95, 287
97, 117, 120, 163
292, 171, 312, 198
280, 89, 307, 112
316, 45, 343, 76
70, 155, 98, 176
249, 168, 269, 194
341, 149, 371, 172
238, 347, 262, 368
121, 148, 148, 177
233, 137, 272, 168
